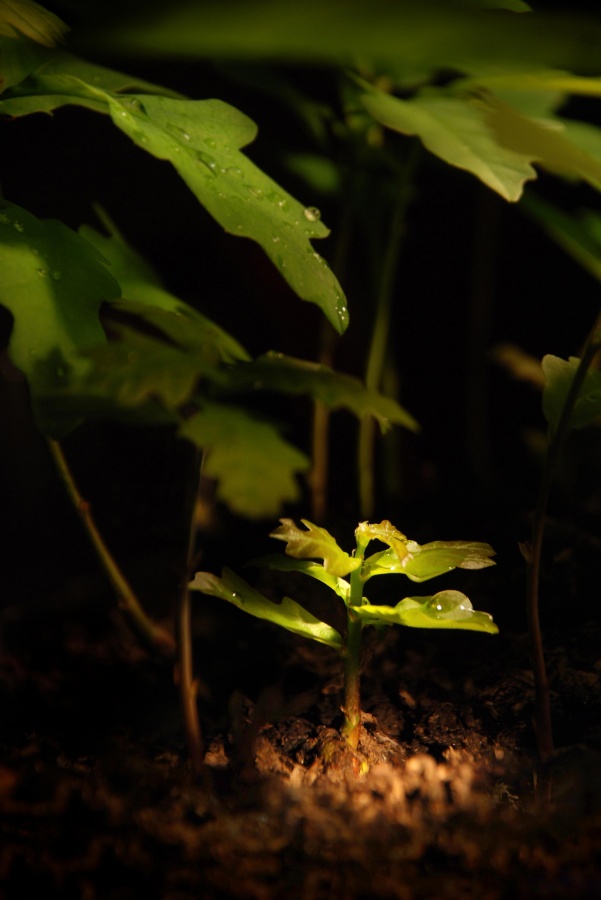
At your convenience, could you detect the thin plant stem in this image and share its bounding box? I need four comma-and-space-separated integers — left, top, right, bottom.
310, 187, 355, 522
47, 438, 175, 655
341, 532, 368, 749
177, 446, 204, 772
526, 329, 601, 773
358, 153, 418, 519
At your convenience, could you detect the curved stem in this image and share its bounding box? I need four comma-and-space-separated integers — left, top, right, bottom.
47, 439, 175, 656
526, 329, 601, 773
177, 446, 204, 772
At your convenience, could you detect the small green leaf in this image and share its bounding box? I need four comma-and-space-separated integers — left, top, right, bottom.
363, 534, 495, 581
542, 355, 601, 432
356, 520, 413, 559
270, 518, 360, 577
190, 568, 342, 649
180, 404, 309, 519
251, 554, 350, 603
354, 590, 498, 634
220, 353, 418, 432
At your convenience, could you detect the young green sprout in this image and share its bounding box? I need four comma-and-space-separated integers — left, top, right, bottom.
190, 519, 497, 750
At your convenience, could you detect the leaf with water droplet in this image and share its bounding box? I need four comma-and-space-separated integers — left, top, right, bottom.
354, 590, 498, 634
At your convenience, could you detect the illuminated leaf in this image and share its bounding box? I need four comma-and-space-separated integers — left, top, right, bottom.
190, 568, 342, 649
354, 590, 498, 634
270, 518, 360, 577
250, 554, 350, 603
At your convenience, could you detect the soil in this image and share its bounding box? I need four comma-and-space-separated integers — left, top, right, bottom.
2, 548, 601, 900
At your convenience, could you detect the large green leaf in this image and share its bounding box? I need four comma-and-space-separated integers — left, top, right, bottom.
189, 568, 342, 649
0, 200, 121, 432
542, 355, 601, 433
0, 1, 67, 47
87, 1, 599, 79
361, 89, 537, 202
220, 353, 418, 432
0, 72, 348, 332
179, 404, 309, 519
354, 590, 498, 634
364, 540, 496, 582
270, 518, 360, 577
79, 222, 250, 363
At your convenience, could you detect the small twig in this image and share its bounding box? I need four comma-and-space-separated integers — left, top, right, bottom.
47, 438, 175, 655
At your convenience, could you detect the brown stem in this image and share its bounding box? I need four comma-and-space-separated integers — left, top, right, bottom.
177, 447, 204, 771
47, 439, 175, 656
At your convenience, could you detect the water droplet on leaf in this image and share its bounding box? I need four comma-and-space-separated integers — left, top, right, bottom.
36, 268, 48, 277
13, 221, 24, 232
226, 166, 244, 178
204, 138, 217, 149
303, 206, 321, 222
195, 151, 218, 176
0, 213, 10, 225
50, 270, 62, 281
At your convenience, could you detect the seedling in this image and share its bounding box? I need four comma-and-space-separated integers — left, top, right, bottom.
191, 518, 497, 750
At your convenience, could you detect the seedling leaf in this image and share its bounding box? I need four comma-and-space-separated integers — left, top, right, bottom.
270, 518, 361, 577
354, 590, 498, 634
542, 354, 601, 433
190, 568, 342, 649
364, 540, 496, 582
250, 554, 350, 603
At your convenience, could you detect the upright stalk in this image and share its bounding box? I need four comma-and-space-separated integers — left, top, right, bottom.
526, 330, 601, 770
358, 153, 417, 518
47, 439, 175, 655
341, 532, 368, 749
177, 446, 204, 772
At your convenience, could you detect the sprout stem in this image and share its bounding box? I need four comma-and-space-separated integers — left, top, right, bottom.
341, 532, 369, 749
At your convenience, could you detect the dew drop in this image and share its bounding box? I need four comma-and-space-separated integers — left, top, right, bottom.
13, 221, 24, 232
265, 190, 283, 205
126, 97, 144, 113
271, 236, 280, 243
204, 137, 217, 149
248, 186, 264, 199
226, 166, 244, 178
195, 151, 218, 176
50, 270, 62, 281
303, 206, 321, 222
36, 268, 48, 277
0, 213, 10, 225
